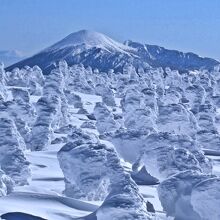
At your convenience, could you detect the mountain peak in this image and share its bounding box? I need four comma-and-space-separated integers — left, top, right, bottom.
48, 30, 131, 52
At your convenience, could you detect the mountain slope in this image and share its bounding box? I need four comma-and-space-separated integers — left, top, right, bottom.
6, 30, 219, 73
126, 40, 219, 72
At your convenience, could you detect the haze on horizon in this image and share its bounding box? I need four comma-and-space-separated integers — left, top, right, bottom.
0, 0, 220, 60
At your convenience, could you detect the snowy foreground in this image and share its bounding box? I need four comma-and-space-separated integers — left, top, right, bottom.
0, 58, 220, 220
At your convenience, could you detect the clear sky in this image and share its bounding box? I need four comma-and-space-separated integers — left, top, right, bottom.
0, 0, 219, 60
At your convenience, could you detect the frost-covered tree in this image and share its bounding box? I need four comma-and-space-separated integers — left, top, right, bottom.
93, 102, 120, 134
158, 171, 220, 220
0, 118, 30, 185
0, 169, 14, 197
95, 84, 116, 107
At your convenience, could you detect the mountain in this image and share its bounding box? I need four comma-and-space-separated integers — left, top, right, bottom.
125, 40, 219, 72
0, 50, 24, 67
6, 30, 219, 73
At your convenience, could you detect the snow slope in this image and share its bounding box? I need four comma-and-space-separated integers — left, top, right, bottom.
47, 30, 133, 53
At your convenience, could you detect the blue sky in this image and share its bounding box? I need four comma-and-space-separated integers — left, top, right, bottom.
0, 0, 220, 60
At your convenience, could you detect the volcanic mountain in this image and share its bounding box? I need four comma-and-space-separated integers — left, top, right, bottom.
6, 30, 219, 73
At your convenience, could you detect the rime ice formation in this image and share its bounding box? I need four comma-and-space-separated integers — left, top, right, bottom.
162, 86, 182, 105
141, 88, 158, 113
158, 171, 209, 220
28, 66, 70, 150
102, 130, 212, 178
8, 88, 35, 143
94, 174, 152, 220
142, 132, 212, 175
142, 146, 202, 181
57, 127, 101, 199
65, 126, 99, 144
58, 142, 110, 200
65, 91, 83, 108
124, 108, 157, 132
93, 102, 120, 134
121, 88, 157, 132
58, 136, 124, 200
196, 129, 220, 151
28, 65, 45, 95
95, 84, 116, 107
0, 170, 14, 197
121, 88, 142, 114
196, 103, 216, 130
191, 178, 220, 220
43, 67, 69, 125
158, 171, 220, 220
80, 121, 96, 129
0, 118, 30, 185
195, 101, 220, 150
184, 85, 206, 113
101, 128, 149, 163
11, 88, 30, 103
157, 104, 198, 138
0, 63, 7, 101
28, 95, 61, 151
65, 64, 95, 94
58, 129, 152, 219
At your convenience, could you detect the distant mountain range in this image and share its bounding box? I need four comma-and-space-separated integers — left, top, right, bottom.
6, 30, 220, 73
0, 50, 24, 67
